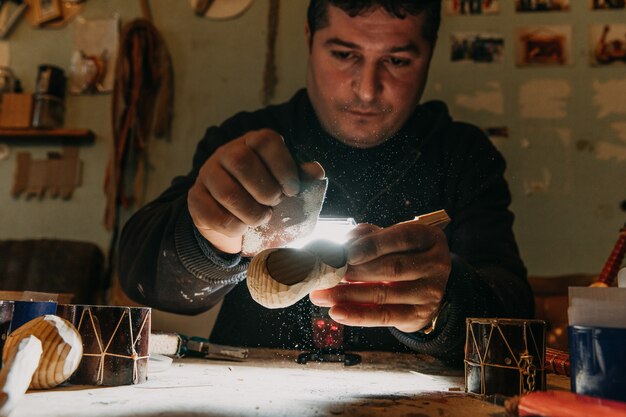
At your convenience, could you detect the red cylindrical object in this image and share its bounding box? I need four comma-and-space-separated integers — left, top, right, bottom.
594, 224, 626, 286
517, 391, 626, 417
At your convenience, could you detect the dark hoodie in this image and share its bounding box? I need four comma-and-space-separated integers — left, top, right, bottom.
119, 89, 533, 365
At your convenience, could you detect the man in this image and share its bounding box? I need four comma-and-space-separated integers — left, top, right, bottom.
119, 0, 533, 365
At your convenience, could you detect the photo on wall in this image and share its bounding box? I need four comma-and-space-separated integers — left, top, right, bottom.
591, 0, 625, 9
590, 24, 626, 65
516, 25, 573, 66
515, 0, 570, 12
32, 0, 62, 25
451, 32, 504, 63
69, 17, 120, 94
445, 0, 500, 15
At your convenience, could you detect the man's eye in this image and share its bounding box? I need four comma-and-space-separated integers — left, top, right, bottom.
388, 57, 411, 67
331, 51, 353, 60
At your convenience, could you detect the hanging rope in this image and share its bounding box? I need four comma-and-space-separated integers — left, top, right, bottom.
104, 12, 174, 231
261, 0, 280, 105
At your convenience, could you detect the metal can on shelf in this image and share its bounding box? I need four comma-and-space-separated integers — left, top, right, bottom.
31, 94, 65, 128
34, 64, 66, 99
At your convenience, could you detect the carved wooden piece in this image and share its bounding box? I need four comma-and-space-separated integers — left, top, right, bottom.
12, 147, 82, 199
247, 245, 347, 309
0, 335, 43, 417
247, 210, 451, 309
2, 315, 82, 389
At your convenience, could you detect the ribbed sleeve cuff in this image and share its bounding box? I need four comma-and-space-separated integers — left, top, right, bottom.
174, 209, 249, 285
389, 254, 488, 366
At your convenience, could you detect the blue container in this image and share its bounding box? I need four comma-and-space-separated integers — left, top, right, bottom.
569, 325, 626, 402
10, 300, 57, 332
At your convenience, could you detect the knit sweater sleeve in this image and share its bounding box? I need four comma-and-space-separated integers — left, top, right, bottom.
389, 255, 505, 365
390, 122, 532, 365
118, 93, 301, 315
118, 123, 253, 315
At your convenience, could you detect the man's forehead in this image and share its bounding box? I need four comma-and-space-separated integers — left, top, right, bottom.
319, 5, 427, 45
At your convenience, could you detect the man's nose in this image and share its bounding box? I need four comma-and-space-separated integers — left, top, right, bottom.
352, 63, 382, 103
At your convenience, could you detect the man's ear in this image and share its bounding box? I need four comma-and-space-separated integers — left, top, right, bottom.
305, 22, 312, 53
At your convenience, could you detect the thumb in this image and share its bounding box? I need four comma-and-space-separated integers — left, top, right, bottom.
346, 223, 380, 242
299, 161, 325, 181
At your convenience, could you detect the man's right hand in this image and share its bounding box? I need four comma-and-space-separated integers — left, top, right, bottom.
188, 129, 323, 254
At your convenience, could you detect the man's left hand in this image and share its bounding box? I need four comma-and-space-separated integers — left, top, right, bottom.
309, 220, 451, 333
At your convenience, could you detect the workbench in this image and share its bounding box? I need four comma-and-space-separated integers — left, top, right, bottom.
12, 349, 569, 417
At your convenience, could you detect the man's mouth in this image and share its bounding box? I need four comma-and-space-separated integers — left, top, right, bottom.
347, 109, 381, 117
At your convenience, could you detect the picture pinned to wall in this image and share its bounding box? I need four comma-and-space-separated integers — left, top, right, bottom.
515, 0, 570, 12
591, 0, 625, 9
69, 16, 119, 94
32, 0, 62, 25
516, 26, 573, 66
0, 1, 27, 39
445, 0, 500, 15
24, 0, 85, 29
451, 32, 504, 63
590, 24, 626, 66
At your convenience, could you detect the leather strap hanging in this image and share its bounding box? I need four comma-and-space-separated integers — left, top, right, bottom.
104, 0, 174, 231
261, 0, 279, 105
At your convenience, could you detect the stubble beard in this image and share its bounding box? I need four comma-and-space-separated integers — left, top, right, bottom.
323, 100, 396, 148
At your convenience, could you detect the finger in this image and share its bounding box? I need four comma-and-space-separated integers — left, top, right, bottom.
309, 280, 443, 307
346, 223, 380, 242
328, 303, 434, 333
200, 164, 272, 228
346, 222, 444, 265
217, 142, 284, 207
244, 129, 300, 196
187, 181, 247, 238
344, 251, 450, 283
300, 161, 325, 181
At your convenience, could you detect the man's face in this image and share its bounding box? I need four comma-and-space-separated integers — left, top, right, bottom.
306, 5, 434, 148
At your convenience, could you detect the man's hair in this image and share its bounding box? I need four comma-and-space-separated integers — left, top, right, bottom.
307, 0, 441, 45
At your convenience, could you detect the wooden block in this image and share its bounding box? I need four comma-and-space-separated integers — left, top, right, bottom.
0, 291, 73, 305
0, 94, 33, 128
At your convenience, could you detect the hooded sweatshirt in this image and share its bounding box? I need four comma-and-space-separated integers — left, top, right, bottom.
119, 89, 533, 365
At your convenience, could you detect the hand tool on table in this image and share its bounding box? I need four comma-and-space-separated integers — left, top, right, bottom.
150, 332, 248, 361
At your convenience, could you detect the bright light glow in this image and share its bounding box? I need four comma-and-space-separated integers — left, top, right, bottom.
287, 217, 357, 249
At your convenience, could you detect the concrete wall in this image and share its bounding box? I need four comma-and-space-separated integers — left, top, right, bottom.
1, 0, 624, 333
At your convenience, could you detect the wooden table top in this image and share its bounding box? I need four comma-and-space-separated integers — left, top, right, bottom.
13, 349, 570, 417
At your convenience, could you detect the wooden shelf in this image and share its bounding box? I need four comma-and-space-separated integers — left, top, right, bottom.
0, 128, 95, 144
